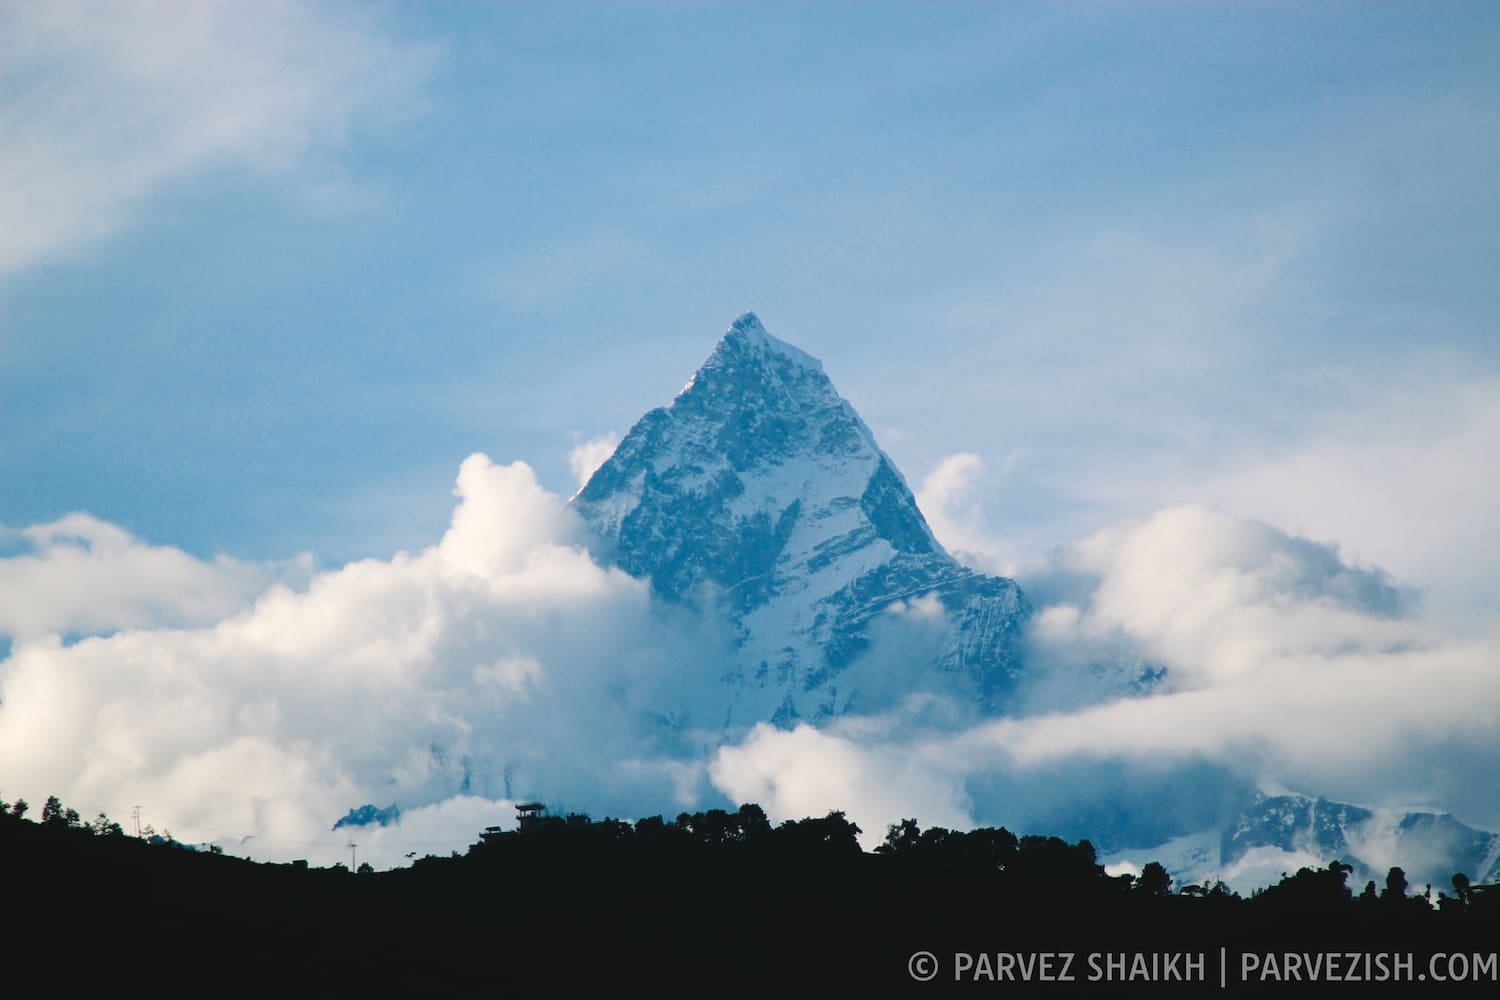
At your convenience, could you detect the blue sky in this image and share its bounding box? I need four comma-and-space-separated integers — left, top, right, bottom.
2, 2, 1499, 867
4, 2, 1496, 581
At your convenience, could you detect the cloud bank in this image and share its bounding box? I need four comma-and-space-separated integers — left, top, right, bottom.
716, 502, 1500, 850
0, 455, 733, 868
2, 450, 1497, 869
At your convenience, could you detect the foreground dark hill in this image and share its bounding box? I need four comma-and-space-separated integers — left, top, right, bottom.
4, 801, 1497, 993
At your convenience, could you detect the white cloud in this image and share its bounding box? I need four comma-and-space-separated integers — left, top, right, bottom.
338, 796, 519, 868
710, 720, 972, 849
0, 512, 285, 639
710, 504, 1500, 842
0, 454, 731, 868
5, 461, 1499, 871
0, 0, 434, 277
1203, 375, 1500, 628
950, 629, 1500, 849
1031, 506, 1413, 687
917, 450, 1025, 575
568, 432, 621, 491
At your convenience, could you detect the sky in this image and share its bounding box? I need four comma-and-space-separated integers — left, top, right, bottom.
2, 1, 1498, 872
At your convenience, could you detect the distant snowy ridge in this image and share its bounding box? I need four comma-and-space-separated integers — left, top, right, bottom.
1108, 792, 1500, 895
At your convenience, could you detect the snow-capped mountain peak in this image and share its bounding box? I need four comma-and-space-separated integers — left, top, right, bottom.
696, 312, 825, 377
573, 314, 1027, 726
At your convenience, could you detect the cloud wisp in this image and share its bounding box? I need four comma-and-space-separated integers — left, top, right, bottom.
0, 0, 434, 279
568, 431, 621, 492
0, 513, 289, 640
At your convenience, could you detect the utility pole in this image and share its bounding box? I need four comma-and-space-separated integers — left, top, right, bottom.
349, 842, 358, 872
132, 805, 142, 838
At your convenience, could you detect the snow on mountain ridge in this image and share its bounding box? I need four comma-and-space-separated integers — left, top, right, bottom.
573, 314, 1028, 727
1108, 791, 1500, 895
686, 312, 826, 383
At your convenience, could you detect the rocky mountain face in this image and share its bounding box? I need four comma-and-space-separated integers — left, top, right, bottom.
566, 313, 1500, 893
572, 313, 1028, 727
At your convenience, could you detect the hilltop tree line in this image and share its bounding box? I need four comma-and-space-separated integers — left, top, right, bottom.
2, 791, 120, 836
0, 789, 221, 850
5, 790, 1498, 990
5, 789, 1497, 919
467, 805, 1498, 919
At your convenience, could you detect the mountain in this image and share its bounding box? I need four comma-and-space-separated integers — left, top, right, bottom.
573, 313, 1028, 727
566, 313, 1500, 892
1107, 792, 1500, 895
1224, 794, 1500, 888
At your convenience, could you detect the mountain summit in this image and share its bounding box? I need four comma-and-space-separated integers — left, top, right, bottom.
573, 313, 1028, 727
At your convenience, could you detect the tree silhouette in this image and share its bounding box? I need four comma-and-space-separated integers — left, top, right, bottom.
736, 802, 771, 841
1452, 873, 1472, 907
40, 795, 64, 827
633, 814, 671, 843
1254, 861, 1353, 910
1383, 866, 1408, 902
1138, 861, 1172, 896
772, 810, 862, 853
878, 817, 921, 855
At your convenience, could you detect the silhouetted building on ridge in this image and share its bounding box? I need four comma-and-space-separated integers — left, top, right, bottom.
515, 802, 546, 833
